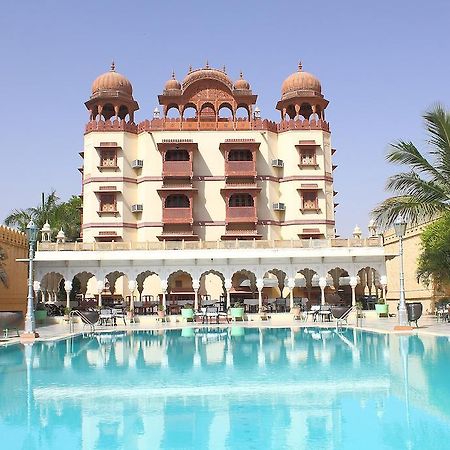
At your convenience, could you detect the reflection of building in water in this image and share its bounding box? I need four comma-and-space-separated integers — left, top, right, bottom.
5, 331, 450, 448
34, 62, 387, 312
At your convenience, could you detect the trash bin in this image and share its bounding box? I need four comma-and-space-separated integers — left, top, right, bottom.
406, 302, 423, 327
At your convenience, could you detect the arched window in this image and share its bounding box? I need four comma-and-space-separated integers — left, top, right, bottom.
101, 103, 115, 121
166, 105, 181, 119
218, 103, 233, 120
228, 149, 252, 161
236, 105, 250, 120
229, 194, 254, 207
183, 104, 197, 120
165, 195, 190, 208
165, 149, 189, 161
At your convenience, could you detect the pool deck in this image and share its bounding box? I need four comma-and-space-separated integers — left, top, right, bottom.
1, 312, 450, 347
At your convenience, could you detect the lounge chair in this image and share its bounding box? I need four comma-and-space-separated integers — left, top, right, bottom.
112, 308, 127, 326
331, 306, 353, 328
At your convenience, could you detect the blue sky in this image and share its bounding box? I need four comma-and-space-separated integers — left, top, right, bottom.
1, 0, 449, 236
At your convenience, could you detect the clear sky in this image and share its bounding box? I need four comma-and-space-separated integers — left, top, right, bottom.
1, 0, 449, 237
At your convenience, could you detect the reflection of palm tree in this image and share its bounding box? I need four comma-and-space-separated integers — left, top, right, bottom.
372, 106, 450, 228
0, 246, 7, 287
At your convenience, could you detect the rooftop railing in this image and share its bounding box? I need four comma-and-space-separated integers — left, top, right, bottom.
37, 237, 383, 252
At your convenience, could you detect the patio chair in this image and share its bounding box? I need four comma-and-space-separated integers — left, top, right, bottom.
306, 305, 320, 322
112, 308, 127, 326
318, 304, 332, 322
205, 306, 220, 324
99, 308, 114, 326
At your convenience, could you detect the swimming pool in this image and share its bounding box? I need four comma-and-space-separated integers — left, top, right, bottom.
1, 327, 450, 449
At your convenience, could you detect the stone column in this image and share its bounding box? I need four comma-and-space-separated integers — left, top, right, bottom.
287, 278, 296, 310
319, 277, 327, 305
256, 278, 264, 311
225, 278, 232, 309
380, 275, 387, 303
33, 281, 41, 304
128, 280, 137, 317
349, 276, 358, 307
193, 279, 200, 311
64, 280, 72, 310
161, 280, 168, 311
97, 280, 104, 308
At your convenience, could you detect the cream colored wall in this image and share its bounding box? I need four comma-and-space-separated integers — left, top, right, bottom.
383, 223, 434, 312
82, 127, 335, 242
0, 226, 28, 313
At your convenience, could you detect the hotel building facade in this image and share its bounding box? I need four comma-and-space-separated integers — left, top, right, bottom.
34, 62, 387, 311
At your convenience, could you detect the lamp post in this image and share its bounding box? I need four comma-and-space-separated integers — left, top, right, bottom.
393, 215, 411, 330
23, 220, 39, 339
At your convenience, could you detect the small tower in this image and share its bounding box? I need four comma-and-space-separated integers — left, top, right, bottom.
56, 228, 66, 244
353, 225, 362, 239
41, 221, 52, 242
85, 61, 139, 123
276, 62, 329, 121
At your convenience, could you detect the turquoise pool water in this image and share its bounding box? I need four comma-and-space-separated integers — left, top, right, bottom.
1, 327, 450, 449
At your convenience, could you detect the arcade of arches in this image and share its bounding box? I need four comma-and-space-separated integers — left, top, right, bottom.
36, 264, 386, 313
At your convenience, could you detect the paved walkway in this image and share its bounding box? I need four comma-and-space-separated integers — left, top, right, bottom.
1, 313, 450, 346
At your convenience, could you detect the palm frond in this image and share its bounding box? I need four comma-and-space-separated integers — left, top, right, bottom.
424, 105, 450, 180
372, 196, 445, 230
386, 141, 447, 184
385, 172, 450, 203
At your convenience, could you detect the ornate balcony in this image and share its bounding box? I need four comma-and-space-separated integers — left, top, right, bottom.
162, 207, 193, 224
162, 160, 193, 178
226, 206, 257, 223
225, 160, 256, 178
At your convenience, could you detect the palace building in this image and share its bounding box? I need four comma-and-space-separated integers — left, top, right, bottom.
34, 62, 387, 313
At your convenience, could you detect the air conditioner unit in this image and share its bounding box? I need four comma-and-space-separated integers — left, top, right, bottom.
273, 202, 286, 211
131, 204, 143, 213
131, 159, 144, 168
271, 159, 284, 168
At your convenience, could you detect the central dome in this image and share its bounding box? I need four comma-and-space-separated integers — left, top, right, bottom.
281, 63, 321, 99
182, 63, 233, 90
91, 62, 133, 97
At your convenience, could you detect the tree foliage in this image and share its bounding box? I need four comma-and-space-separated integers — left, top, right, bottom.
417, 213, 450, 287
4, 191, 82, 242
372, 105, 450, 229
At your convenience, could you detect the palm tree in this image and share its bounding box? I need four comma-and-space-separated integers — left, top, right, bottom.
372, 105, 450, 229
0, 246, 7, 287
4, 191, 81, 241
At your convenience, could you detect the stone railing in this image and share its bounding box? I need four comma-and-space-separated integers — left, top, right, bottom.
37, 237, 382, 252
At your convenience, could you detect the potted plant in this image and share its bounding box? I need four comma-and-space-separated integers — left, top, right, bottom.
181, 303, 194, 321
290, 304, 301, 320
259, 305, 269, 321
63, 306, 71, 322
157, 304, 166, 318
375, 298, 389, 317
34, 302, 48, 322
230, 302, 245, 321
356, 301, 364, 318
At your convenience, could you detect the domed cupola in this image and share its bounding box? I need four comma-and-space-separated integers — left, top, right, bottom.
85, 62, 139, 123
234, 72, 250, 91
276, 62, 328, 121
164, 71, 181, 92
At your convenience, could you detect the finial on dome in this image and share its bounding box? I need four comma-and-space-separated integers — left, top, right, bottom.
298, 61, 302, 71
223, 65, 226, 73
189, 65, 193, 73
239, 71, 243, 79
205, 60, 210, 69
111, 60, 116, 72
171, 70, 176, 79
